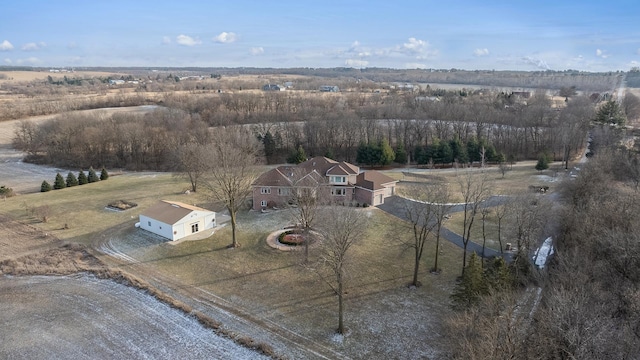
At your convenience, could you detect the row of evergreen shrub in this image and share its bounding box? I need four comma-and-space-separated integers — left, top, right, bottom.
41, 167, 108, 192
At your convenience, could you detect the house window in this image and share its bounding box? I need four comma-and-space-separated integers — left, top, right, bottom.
261, 187, 271, 194
147, 221, 151, 227
261, 200, 267, 207
278, 188, 290, 196
332, 188, 346, 196
191, 223, 199, 233
330, 176, 346, 183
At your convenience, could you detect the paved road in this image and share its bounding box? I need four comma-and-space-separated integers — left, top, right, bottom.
377, 195, 513, 261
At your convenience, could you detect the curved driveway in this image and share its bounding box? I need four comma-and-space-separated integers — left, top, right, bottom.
377, 195, 512, 261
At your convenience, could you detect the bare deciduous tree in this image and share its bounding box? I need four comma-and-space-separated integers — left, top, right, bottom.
205, 128, 261, 248
316, 206, 367, 335
493, 203, 508, 254
458, 170, 490, 274
444, 290, 529, 360
289, 167, 330, 262
174, 142, 210, 192
398, 183, 451, 285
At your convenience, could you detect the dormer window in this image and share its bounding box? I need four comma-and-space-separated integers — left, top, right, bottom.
330, 176, 346, 184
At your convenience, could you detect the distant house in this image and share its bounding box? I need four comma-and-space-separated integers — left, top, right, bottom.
319, 85, 339, 92
263, 84, 284, 91
139, 200, 216, 241
251, 156, 397, 210
108, 79, 125, 85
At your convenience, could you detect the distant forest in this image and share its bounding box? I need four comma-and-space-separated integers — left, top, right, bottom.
1, 66, 624, 92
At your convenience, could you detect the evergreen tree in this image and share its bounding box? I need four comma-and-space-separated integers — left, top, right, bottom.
78, 170, 88, 185
40, 180, 52, 192
467, 137, 481, 163
436, 141, 453, 165
594, 100, 626, 126
449, 138, 468, 164
287, 145, 307, 164
356, 142, 375, 166
87, 167, 100, 183
484, 257, 513, 291
100, 167, 109, 180
53, 173, 66, 190
378, 139, 395, 166
324, 148, 335, 160
535, 154, 549, 171
66, 172, 79, 187
451, 253, 488, 310
262, 131, 276, 158
414, 146, 427, 165
394, 143, 408, 164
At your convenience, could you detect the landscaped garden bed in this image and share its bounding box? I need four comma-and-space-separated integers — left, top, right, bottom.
106, 200, 138, 211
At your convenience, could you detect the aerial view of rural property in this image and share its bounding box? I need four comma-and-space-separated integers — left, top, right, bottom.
2, 1, 640, 359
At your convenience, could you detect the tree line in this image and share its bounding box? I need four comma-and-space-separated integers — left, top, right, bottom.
15, 84, 640, 172
41, 167, 108, 192
442, 126, 640, 359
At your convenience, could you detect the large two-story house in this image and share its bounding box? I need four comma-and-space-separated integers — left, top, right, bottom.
251, 156, 397, 210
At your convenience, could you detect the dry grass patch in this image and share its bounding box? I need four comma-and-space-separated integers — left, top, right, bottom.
0, 70, 124, 83
0, 172, 206, 244
105, 207, 464, 358
392, 163, 563, 202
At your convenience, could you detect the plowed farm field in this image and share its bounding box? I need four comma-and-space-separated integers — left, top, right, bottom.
0, 275, 268, 359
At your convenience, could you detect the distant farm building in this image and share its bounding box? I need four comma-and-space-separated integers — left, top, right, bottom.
139, 200, 216, 241
319, 85, 339, 92
108, 79, 125, 85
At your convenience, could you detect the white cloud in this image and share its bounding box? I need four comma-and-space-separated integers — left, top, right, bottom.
67, 42, 77, 49
596, 48, 610, 59
522, 56, 550, 70
345, 59, 369, 68
395, 37, 438, 59
474, 48, 489, 56
214, 32, 238, 44
402, 37, 426, 53
176, 34, 201, 46
0, 40, 14, 51
22, 42, 45, 51
162, 36, 171, 44
250, 47, 264, 55
4, 58, 11, 64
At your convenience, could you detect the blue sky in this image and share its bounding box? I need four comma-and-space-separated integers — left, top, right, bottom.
1, 0, 639, 71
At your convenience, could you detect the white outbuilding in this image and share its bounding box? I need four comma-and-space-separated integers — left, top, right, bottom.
139, 200, 216, 241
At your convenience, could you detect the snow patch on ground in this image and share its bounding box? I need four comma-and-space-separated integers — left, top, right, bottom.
534, 175, 558, 183
0, 275, 269, 359
533, 237, 554, 269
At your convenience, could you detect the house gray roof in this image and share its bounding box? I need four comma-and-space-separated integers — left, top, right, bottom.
140, 200, 212, 225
